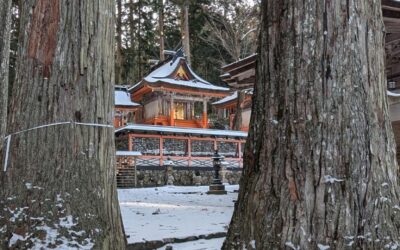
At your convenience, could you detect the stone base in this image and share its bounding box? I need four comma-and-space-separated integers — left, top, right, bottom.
207, 184, 227, 195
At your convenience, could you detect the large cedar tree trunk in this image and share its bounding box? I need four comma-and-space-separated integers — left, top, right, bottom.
223, 0, 400, 249
115, 0, 124, 84
233, 90, 244, 131
181, 0, 191, 64
159, 0, 165, 62
0, 0, 12, 163
0, 1, 126, 249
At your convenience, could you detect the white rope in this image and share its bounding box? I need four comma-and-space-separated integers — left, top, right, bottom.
3, 135, 11, 172
2, 121, 114, 172
387, 90, 400, 97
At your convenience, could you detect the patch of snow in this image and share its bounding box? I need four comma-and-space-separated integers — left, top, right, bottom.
385, 242, 400, 250
285, 241, 299, 250
158, 237, 225, 250
323, 175, 344, 184
119, 185, 238, 244
380, 196, 390, 203
33, 225, 94, 250
8, 233, 29, 247
317, 243, 330, 250
25, 183, 32, 189
250, 240, 256, 248
30, 217, 44, 221
59, 215, 77, 228
9, 207, 28, 222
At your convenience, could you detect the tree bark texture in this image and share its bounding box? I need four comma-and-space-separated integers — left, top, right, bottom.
159, 0, 165, 62
0, 1, 126, 249
0, 0, 12, 167
233, 90, 244, 131
115, 0, 124, 84
224, 0, 400, 249
181, 0, 191, 64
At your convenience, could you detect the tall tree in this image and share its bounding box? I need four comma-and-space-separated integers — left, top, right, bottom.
201, 1, 259, 63
123, 0, 158, 83
224, 0, 400, 249
201, 1, 260, 130
0, 0, 12, 164
0, 0, 126, 248
181, 0, 191, 64
159, 0, 165, 61
115, 0, 124, 84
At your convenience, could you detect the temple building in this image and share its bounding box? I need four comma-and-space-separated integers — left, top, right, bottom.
114, 86, 141, 128
113, 1, 400, 187
213, 54, 256, 131
128, 53, 230, 128
114, 53, 246, 187
213, 89, 253, 131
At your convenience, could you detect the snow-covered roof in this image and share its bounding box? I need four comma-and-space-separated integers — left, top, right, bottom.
213, 91, 238, 105
222, 53, 257, 70
116, 151, 142, 156
115, 124, 247, 138
212, 88, 253, 106
129, 57, 229, 92
115, 90, 140, 107
145, 78, 228, 91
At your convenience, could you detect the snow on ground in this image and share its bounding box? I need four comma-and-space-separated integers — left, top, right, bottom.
118, 185, 238, 245
158, 237, 225, 250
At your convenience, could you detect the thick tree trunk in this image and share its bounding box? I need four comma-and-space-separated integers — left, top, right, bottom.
233, 90, 244, 131
0, 1, 126, 249
159, 0, 165, 62
224, 1, 400, 249
115, 0, 124, 84
181, 0, 191, 64
128, 0, 137, 82
0, 0, 12, 166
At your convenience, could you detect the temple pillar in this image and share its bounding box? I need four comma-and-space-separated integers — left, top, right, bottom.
170, 96, 175, 126
202, 99, 208, 128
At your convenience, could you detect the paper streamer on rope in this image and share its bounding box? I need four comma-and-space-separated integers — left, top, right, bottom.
2, 121, 114, 172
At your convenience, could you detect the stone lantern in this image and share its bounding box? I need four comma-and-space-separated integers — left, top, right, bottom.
207, 150, 227, 195
164, 157, 174, 185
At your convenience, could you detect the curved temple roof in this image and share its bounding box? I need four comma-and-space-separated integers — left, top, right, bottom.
129, 57, 229, 94
115, 89, 140, 107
